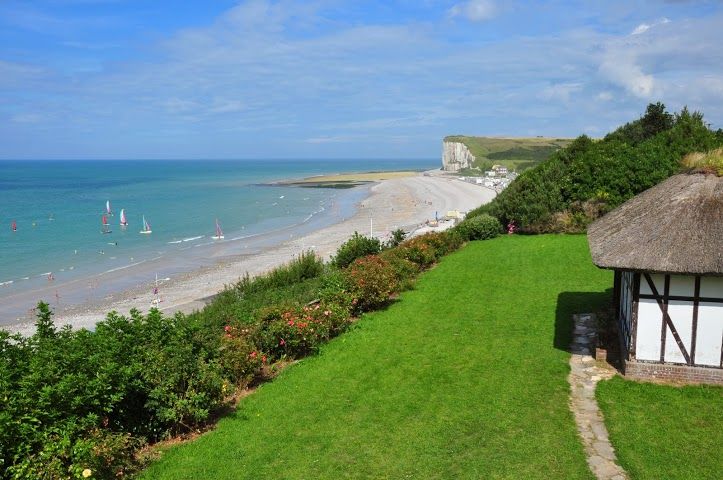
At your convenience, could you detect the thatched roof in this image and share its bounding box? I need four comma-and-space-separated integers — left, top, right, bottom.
588, 173, 723, 275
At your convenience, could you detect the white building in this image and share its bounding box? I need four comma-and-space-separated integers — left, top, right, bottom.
588, 173, 723, 384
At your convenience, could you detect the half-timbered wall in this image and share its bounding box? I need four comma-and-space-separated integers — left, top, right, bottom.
617, 271, 635, 354
633, 273, 723, 368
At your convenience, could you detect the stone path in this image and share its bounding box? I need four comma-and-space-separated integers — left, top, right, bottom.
568, 313, 628, 480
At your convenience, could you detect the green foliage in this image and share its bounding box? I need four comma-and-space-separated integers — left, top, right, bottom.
395, 231, 462, 268
235, 250, 324, 295
384, 228, 407, 249
345, 255, 400, 312
483, 104, 723, 232
332, 232, 381, 268
1, 227, 458, 478
454, 214, 502, 240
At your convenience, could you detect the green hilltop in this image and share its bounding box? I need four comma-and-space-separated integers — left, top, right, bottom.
444, 135, 572, 172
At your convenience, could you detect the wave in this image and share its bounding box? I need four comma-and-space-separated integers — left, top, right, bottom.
0, 280, 13, 286
167, 240, 182, 244
103, 260, 146, 275
183, 235, 204, 242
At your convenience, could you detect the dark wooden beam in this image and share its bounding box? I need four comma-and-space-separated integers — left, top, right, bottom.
643, 273, 692, 365
691, 276, 700, 365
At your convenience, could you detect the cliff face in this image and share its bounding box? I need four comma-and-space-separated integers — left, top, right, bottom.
442, 141, 475, 172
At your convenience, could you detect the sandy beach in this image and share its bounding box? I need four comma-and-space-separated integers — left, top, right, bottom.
6, 171, 495, 336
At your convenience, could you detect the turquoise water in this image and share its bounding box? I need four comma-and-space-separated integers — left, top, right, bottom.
0, 159, 436, 320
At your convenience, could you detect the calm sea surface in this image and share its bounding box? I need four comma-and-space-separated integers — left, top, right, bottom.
0, 159, 436, 299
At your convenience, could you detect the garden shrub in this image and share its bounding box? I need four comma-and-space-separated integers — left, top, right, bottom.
236, 250, 324, 294
255, 301, 351, 359
344, 255, 399, 312
397, 235, 438, 267
455, 214, 502, 240
332, 232, 381, 268
384, 228, 407, 249
379, 248, 420, 290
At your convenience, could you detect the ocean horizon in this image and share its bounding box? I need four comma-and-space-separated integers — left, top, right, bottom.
0, 158, 437, 324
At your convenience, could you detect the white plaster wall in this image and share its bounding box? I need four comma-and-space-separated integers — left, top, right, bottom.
636, 298, 662, 361
664, 300, 694, 364
696, 302, 723, 366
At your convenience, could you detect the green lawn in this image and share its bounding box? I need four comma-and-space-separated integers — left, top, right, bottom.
597, 376, 723, 480
143, 235, 611, 479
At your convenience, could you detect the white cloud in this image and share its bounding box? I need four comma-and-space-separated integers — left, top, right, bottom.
597, 91, 614, 101
539, 82, 582, 102
448, 0, 497, 22
631, 17, 670, 35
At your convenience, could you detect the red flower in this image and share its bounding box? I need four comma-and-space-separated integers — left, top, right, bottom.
262, 355, 267, 363
288, 320, 295, 326
224, 325, 231, 333
250, 351, 257, 358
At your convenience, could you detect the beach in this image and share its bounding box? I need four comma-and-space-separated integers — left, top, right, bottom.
5, 171, 495, 336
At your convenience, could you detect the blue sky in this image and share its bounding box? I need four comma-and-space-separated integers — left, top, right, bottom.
1, 0, 722, 159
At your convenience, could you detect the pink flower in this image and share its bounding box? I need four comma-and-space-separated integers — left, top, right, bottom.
225, 333, 232, 338
279, 338, 286, 346
288, 320, 295, 326
250, 351, 257, 358
224, 325, 231, 332
262, 355, 267, 363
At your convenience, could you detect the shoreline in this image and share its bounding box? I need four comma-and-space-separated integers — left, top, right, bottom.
5, 170, 495, 337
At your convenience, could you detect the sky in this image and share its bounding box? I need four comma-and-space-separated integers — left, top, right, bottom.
1, 0, 722, 160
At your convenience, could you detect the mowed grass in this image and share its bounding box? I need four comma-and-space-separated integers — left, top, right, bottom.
143, 235, 611, 479
597, 376, 723, 479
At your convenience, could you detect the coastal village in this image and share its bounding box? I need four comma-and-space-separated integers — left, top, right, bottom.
1, 3, 722, 480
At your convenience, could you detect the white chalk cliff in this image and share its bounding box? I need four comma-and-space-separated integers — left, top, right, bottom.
442, 141, 475, 172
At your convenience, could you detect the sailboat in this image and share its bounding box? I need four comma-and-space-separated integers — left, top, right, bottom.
11, 220, 17, 232
151, 273, 162, 306
140, 215, 152, 234
119, 209, 128, 227
101, 215, 112, 234
106, 200, 113, 216
212, 218, 224, 240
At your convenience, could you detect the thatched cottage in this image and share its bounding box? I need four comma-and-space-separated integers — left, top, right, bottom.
588, 173, 723, 384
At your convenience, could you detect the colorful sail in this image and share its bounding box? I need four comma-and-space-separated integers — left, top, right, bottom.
102, 215, 108, 225
140, 215, 152, 234
213, 218, 224, 239
11, 220, 17, 232
120, 209, 128, 226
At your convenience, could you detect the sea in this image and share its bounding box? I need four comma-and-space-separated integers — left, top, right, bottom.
0, 159, 437, 325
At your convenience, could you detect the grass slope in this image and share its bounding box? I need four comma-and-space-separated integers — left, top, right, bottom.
143, 235, 610, 479
597, 377, 723, 480
443, 136, 572, 172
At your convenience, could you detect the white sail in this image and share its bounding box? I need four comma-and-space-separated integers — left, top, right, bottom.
213, 219, 224, 240
140, 215, 152, 234
120, 209, 128, 226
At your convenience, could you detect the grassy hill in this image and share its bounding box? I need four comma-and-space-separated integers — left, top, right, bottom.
444, 135, 572, 172
142, 235, 610, 479
469, 104, 723, 233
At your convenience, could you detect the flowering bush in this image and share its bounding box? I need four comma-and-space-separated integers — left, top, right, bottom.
344, 255, 399, 312
219, 324, 264, 384
378, 248, 420, 290
332, 232, 381, 268
256, 301, 350, 360
397, 235, 437, 267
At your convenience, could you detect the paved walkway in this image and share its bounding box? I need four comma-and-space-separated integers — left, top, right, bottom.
568, 313, 628, 480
